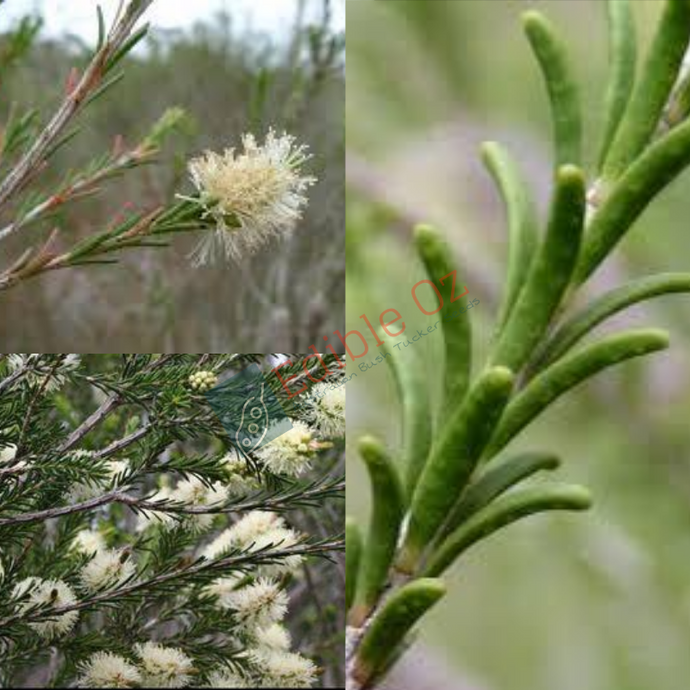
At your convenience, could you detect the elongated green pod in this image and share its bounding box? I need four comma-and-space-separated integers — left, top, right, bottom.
437, 451, 560, 542
423, 485, 592, 577
481, 143, 539, 330
536, 273, 690, 368
597, 0, 637, 171
485, 328, 669, 458
379, 334, 433, 499
413, 224, 472, 412
576, 115, 690, 284
523, 11, 583, 167
346, 516, 362, 612
602, 0, 690, 180
350, 436, 405, 627
399, 366, 515, 572
490, 165, 586, 372
353, 578, 446, 687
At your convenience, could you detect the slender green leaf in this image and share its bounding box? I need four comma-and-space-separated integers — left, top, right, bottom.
490, 165, 586, 372
345, 516, 362, 612
523, 10, 583, 167
485, 328, 669, 458
423, 485, 592, 577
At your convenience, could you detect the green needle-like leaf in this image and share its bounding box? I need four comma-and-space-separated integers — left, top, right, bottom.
353, 578, 446, 688
350, 436, 405, 627
485, 328, 669, 458
536, 273, 690, 368
399, 366, 515, 572
414, 224, 472, 414
576, 116, 690, 284
346, 516, 362, 612
491, 165, 586, 372
437, 451, 560, 543
597, 0, 637, 171
423, 485, 592, 577
602, 0, 690, 180
379, 336, 432, 500
523, 10, 583, 167
481, 142, 538, 331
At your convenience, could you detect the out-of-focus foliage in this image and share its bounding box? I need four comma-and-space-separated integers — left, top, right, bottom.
0, 1, 344, 351
347, 2, 690, 690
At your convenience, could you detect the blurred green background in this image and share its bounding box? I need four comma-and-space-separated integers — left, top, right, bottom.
0, 0, 344, 351
347, 2, 690, 690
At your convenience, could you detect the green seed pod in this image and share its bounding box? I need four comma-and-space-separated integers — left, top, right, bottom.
350, 436, 405, 627
597, 0, 637, 171
576, 116, 690, 284
413, 224, 472, 415
399, 366, 515, 572
423, 485, 592, 578
602, 0, 690, 180
353, 578, 446, 688
346, 516, 362, 612
438, 451, 560, 543
379, 335, 432, 499
481, 142, 539, 331
535, 273, 690, 368
490, 165, 586, 373
485, 328, 669, 458
522, 10, 583, 167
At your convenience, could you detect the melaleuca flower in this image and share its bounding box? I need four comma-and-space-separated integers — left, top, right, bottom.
13, 577, 79, 638
251, 526, 304, 577
0, 442, 17, 465
71, 529, 107, 555
182, 129, 316, 264
169, 476, 228, 532
134, 641, 195, 688
221, 451, 260, 494
207, 669, 250, 688
255, 421, 324, 476
221, 578, 288, 629
81, 548, 135, 592
188, 370, 217, 392
76, 652, 142, 688
68, 456, 129, 503
205, 573, 245, 604
7, 353, 81, 390
202, 511, 285, 560
136, 485, 175, 532
305, 383, 345, 437
251, 649, 317, 688
253, 623, 292, 652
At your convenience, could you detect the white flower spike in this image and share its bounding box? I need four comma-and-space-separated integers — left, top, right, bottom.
77, 652, 142, 688
134, 641, 195, 688
184, 129, 316, 264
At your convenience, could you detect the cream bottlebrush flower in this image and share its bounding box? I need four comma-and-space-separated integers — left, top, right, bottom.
0, 442, 17, 464
170, 476, 229, 532
204, 573, 245, 607
13, 577, 79, 639
81, 548, 135, 592
252, 526, 304, 577
77, 652, 142, 688
7, 353, 80, 390
253, 623, 292, 652
136, 485, 175, 532
306, 383, 345, 437
68, 457, 129, 503
72, 529, 107, 555
207, 669, 250, 688
188, 370, 218, 392
203, 511, 285, 560
222, 578, 288, 629
252, 649, 317, 688
185, 129, 317, 264
221, 451, 260, 494
255, 421, 322, 477
134, 641, 195, 688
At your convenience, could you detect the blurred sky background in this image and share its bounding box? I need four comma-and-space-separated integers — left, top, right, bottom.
0, 0, 345, 38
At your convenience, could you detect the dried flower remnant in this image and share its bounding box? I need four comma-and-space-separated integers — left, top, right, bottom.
76, 652, 142, 689
12, 577, 79, 638
184, 129, 316, 264
134, 641, 195, 688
